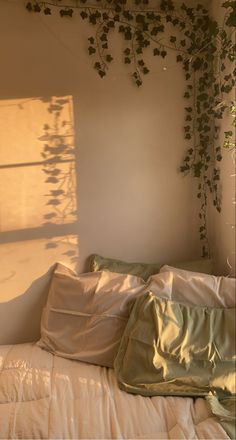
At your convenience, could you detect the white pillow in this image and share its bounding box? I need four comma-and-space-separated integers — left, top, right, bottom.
158, 265, 235, 307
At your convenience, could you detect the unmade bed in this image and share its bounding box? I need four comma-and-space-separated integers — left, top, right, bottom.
0, 262, 235, 439
0, 343, 230, 439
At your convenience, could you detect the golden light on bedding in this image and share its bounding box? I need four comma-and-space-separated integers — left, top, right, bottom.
0, 96, 79, 309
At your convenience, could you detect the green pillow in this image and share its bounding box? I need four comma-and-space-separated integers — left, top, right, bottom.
89, 254, 213, 281
115, 292, 236, 397
114, 292, 236, 437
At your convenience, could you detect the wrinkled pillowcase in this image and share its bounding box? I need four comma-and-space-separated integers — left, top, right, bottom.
159, 265, 235, 307
114, 292, 236, 397
90, 254, 213, 280
38, 262, 148, 367
38, 263, 235, 368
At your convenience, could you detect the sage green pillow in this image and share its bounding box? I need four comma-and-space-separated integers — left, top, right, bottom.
115, 292, 236, 398
114, 292, 236, 438
90, 254, 213, 281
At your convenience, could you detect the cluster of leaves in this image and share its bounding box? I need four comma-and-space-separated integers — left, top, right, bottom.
25, 0, 236, 257
223, 101, 236, 149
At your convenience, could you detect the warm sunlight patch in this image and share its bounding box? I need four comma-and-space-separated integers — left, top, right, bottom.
0, 96, 79, 301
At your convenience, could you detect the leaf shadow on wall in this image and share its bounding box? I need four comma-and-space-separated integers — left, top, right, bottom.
0, 95, 79, 343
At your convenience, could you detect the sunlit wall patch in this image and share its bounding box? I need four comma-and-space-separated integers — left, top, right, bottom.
0, 95, 79, 298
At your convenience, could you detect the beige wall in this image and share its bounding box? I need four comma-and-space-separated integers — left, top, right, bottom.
209, 0, 235, 276
0, 0, 202, 344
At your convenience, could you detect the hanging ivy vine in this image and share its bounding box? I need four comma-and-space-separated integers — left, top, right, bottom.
25, 0, 236, 257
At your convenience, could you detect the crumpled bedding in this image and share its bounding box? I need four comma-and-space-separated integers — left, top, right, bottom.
0, 343, 229, 439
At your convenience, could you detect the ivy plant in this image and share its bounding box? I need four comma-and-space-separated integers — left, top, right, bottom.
25, 0, 236, 257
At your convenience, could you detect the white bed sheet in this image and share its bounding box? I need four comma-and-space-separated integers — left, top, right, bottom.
0, 343, 229, 439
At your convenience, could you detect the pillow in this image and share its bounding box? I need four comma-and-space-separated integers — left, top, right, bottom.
90, 254, 213, 280
158, 265, 235, 307
38, 262, 148, 367
114, 292, 236, 397
90, 254, 161, 280
168, 258, 213, 274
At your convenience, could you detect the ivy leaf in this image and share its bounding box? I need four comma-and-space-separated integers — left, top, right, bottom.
138, 60, 145, 66
161, 50, 167, 58
184, 92, 190, 98
102, 12, 109, 20
153, 48, 160, 56
176, 54, 183, 62
124, 57, 131, 64
26, 2, 33, 12
192, 57, 203, 71
44, 7, 51, 15
34, 3, 41, 12
100, 33, 107, 42
98, 70, 106, 78
108, 20, 115, 28
80, 11, 88, 19
143, 67, 150, 74
106, 54, 113, 63
136, 79, 142, 87
88, 46, 96, 55
170, 36, 176, 43
136, 14, 145, 23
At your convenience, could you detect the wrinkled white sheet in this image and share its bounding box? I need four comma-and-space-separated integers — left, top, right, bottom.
0, 343, 229, 439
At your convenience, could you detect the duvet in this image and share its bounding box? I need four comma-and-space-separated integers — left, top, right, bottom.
0, 343, 230, 439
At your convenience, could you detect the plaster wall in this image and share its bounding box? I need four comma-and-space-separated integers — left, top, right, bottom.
0, 0, 201, 344
209, 0, 235, 276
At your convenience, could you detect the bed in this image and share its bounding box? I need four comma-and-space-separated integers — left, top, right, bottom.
0, 262, 235, 439
0, 343, 230, 439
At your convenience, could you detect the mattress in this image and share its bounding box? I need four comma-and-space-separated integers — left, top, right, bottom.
0, 343, 229, 439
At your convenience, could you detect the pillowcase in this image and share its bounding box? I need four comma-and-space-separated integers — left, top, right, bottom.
90, 254, 213, 280
38, 262, 148, 367
159, 265, 235, 307
114, 292, 236, 398
90, 254, 161, 280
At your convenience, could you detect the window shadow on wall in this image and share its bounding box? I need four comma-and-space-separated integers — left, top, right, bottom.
0, 95, 79, 343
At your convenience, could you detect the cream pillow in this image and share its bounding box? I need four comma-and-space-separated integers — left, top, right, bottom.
38, 262, 149, 367
158, 265, 235, 307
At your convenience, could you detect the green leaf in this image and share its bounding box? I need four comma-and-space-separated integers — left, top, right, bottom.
98, 70, 106, 78
161, 50, 167, 58
153, 48, 160, 56
80, 11, 88, 19
26, 2, 33, 12
143, 67, 150, 74
176, 54, 183, 62
138, 59, 145, 66
88, 46, 96, 55
106, 54, 113, 63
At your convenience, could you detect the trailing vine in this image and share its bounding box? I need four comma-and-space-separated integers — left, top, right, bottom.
25, 0, 236, 257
